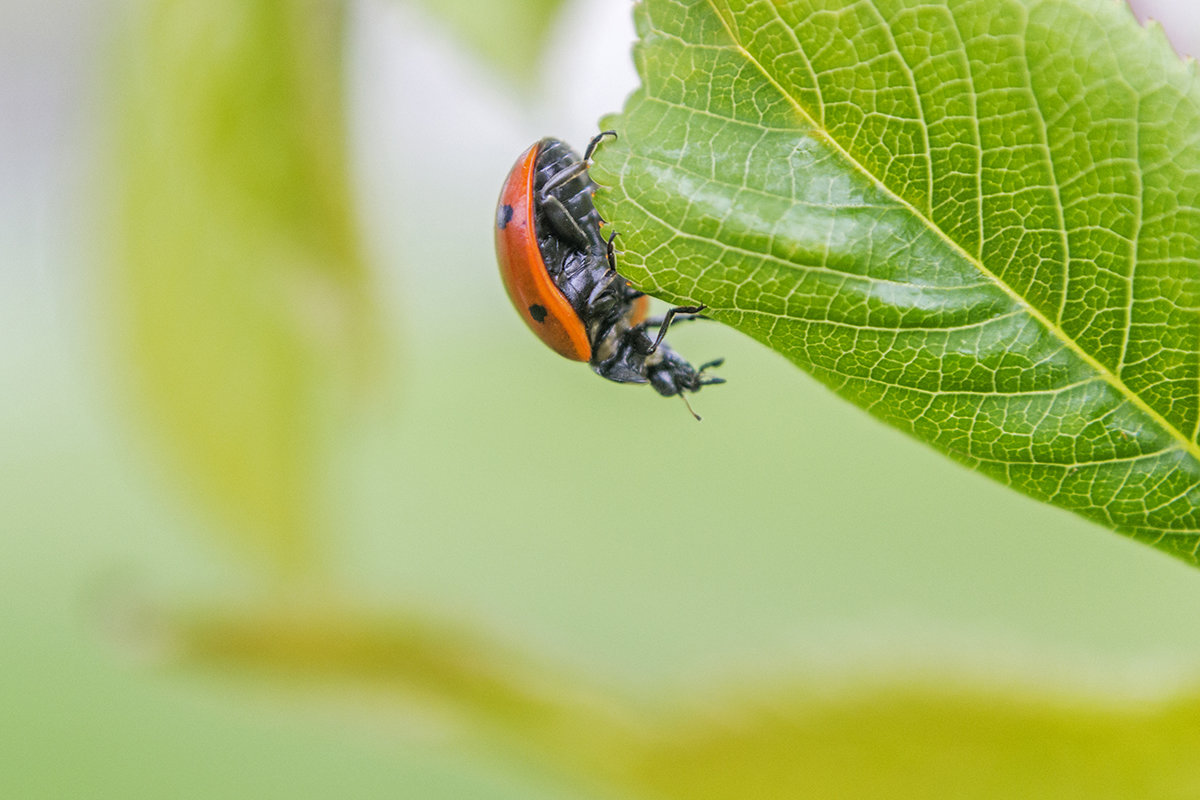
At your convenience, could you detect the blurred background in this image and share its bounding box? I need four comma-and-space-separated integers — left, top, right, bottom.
4, 0, 1200, 796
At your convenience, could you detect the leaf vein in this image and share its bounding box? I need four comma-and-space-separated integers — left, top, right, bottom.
700, 0, 1200, 471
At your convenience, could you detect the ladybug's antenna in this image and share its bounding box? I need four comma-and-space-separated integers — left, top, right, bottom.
679, 392, 701, 421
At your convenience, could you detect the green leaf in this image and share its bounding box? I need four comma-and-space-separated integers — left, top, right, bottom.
108, 0, 378, 573
592, 0, 1200, 563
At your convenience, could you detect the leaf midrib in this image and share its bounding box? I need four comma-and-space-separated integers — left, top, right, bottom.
701, 0, 1200, 466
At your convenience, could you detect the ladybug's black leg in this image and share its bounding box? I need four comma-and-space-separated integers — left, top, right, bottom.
581, 230, 622, 306
540, 161, 590, 201
541, 131, 617, 201
585, 270, 618, 306
605, 230, 620, 272
542, 195, 590, 250
642, 310, 709, 328
583, 130, 617, 161
697, 358, 725, 387
645, 304, 707, 354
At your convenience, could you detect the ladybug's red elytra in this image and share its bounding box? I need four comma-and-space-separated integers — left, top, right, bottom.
495, 132, 723, 412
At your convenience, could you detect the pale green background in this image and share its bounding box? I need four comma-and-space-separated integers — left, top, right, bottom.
4, 0, 1200, 796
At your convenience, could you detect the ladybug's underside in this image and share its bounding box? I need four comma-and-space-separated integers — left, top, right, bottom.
526, 137, 722, 397
495, 134, 722, 401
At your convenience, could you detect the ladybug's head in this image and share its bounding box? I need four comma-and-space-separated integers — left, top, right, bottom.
589, 314, 724, 417
646, 350, 726, 397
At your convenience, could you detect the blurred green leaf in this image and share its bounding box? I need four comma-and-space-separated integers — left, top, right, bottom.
630, 684, 1200, 799
109, 0, 378, 573
408, 0, 568, 80
164, 605, 642, 774
168, 606, 1200, 798
592, 0, 1200, 565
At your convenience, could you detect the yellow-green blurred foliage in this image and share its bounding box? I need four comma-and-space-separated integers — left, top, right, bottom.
110, 0, 377, 573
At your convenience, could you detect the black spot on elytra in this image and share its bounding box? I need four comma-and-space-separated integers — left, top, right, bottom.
497, 204, 514, 229
528, 304, 548, 323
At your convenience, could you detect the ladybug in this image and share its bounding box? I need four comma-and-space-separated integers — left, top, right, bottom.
495, 131, 723, 415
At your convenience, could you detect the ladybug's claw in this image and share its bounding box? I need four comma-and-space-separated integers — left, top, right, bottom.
647, 305, 707, 354
696, 357, 725, 387
643, 310, 709, 329
541, 131, 618, 201
605, 230, 620, 272
583, 130, 617, 162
